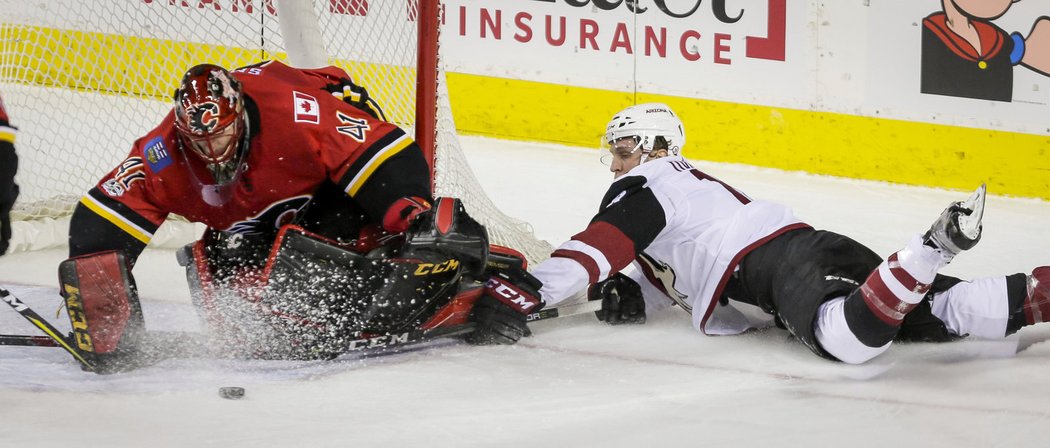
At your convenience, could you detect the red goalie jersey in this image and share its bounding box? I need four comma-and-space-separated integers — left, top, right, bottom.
68, 60, 431, 262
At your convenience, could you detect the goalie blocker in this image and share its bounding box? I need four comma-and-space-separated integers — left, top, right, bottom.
58, 251, 147, 373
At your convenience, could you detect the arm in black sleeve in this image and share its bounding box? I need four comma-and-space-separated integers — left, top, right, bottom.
0, 139, 17, 255
68, 189, 150, 266
352, 140, 432, 223
589, 174, 666, 253
550, 175, 667, 281
0, 140, 15, 199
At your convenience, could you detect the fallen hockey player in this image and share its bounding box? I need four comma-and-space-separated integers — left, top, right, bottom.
530, 103, 1050, 364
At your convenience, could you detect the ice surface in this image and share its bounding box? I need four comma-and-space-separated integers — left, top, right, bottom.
2, 136, 1049, 447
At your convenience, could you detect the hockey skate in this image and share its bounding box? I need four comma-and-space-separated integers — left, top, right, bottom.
923, 183, 986, 261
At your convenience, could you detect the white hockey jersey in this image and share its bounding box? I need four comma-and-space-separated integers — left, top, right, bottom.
532, 156, 810, 335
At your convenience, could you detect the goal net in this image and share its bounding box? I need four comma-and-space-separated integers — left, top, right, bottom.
0, 0, 552, 266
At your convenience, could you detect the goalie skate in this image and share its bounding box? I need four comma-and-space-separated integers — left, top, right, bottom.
923, 183, 986, 260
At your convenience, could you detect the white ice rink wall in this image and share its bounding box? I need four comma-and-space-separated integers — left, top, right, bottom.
440, 0, 1050, 200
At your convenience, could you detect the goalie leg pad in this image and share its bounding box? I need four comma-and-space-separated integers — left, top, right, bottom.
255, 226, 464, 358
59, 251, 144, 359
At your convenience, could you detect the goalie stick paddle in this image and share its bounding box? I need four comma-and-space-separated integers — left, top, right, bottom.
0, 287, 96, 370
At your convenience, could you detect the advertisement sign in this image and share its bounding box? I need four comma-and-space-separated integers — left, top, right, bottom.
444, 0, 814, 109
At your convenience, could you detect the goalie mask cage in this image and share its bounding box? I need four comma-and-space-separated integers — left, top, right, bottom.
0, 0, 552, 266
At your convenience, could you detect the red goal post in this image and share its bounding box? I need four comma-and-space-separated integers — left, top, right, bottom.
0, 0, 551, 265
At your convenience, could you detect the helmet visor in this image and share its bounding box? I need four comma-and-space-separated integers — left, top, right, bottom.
600, 135, 644, 166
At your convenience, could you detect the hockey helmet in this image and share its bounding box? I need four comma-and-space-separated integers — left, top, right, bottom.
601, 103, 685, 164
173, 64, 247, 184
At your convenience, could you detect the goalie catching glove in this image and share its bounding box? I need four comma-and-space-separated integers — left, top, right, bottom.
466, 267, 544, 345
402, 197, 489, 278
591, 273, 646, 325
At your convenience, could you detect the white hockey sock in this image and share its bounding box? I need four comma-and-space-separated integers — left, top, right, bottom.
895, 234, 946, 289
816, 296, 892, 364
930, 277, 1010, 339
856, 236, 936, 327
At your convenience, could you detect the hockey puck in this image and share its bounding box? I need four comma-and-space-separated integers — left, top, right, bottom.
218, 386, 245, 400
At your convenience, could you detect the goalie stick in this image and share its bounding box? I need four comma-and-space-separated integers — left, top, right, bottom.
1, 287, 601, 365
1, 287, 96, 370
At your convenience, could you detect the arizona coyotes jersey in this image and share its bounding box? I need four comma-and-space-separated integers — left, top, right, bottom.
70, 61, 429, 261
532, 156, 810, 335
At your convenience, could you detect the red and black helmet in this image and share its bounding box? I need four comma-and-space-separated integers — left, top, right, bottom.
173, 64, 245, 165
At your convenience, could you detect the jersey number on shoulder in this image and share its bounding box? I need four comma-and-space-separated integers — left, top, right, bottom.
115, 157, 145, 188
335, 111, 370, 142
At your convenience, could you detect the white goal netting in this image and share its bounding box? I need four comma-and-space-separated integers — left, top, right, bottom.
0, 0, 551, 265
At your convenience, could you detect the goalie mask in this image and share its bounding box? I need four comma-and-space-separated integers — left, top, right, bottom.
601, 103, 685, 166
173, 64, 248, 186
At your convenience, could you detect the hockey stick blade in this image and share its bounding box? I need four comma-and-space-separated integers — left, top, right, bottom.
0, 288, 96, 370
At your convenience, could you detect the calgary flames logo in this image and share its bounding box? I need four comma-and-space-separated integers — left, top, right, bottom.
185, 102, 221, 134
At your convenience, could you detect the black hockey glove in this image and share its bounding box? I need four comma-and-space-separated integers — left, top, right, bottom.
466, 269, 544, 346
591, 273, 646, 325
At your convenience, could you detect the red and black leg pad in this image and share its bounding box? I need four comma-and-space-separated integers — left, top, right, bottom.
58, 251, 145, 373
248, 226, 465, 359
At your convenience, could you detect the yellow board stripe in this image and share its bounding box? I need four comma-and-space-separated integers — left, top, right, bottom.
79, 196, 153, 244
345, 134, 414, 197
446, 74, 1050, 201
0, 25, 272, 100
4, 25, 1046, 200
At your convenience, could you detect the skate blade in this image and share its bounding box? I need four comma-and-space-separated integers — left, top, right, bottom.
957, 183, 986, 240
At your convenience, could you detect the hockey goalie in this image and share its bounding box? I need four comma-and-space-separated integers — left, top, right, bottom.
58, 62, 542, 373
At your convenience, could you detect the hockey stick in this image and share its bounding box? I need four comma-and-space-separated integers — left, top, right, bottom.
0, 288, 96, 369
0, 334, 59, 347
527, 297, 602, 322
